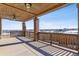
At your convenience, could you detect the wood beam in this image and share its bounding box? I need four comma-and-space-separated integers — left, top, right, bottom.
34, 16, 39, 41
22, 22, 26, 37
2, 3, 36, 16
77, 3, 79, 54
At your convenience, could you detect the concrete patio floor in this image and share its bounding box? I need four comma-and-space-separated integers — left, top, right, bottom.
0, 36, 78, 56
0, 36, 43, 56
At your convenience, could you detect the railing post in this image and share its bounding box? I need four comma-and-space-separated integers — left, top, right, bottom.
34, 16, 39, 41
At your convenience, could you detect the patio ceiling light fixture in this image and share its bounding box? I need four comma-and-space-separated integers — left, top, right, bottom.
13, 14, 16, 20
24, 3, 32, 9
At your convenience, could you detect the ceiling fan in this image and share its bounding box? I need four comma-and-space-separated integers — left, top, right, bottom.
24, 3, 32, 9
12, 13, 22, 21
24, 3, 39, 10
13, 13, 16, 20
4, 13, 16, 20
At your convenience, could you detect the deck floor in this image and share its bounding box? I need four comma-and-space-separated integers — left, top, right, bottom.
0, 37, 43, 56
0, 36, 78, 56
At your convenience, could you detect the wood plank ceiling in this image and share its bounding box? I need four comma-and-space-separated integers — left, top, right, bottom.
0, 3, 68, 22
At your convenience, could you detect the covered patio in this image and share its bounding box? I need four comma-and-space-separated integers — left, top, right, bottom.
0, 3, 79, 56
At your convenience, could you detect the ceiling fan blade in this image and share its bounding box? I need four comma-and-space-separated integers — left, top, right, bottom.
4, 16, 8, 19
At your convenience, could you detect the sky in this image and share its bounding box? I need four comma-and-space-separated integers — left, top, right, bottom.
2, 20, 22, 30
39, 3, 78, 29
2, 3, 78, 30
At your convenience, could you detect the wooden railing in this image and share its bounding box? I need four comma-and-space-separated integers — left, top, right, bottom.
10, 31, 34, 38
10, 31, 23, 37
26, 31, 34, 39
38, 32, 78, 50
26, 31, 78, 51
10, 31, 78, 51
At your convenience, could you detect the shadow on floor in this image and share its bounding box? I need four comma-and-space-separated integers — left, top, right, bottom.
0, 42, 24, 47
17, 37, 52, 56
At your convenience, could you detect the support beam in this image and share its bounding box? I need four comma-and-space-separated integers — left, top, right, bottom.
77, 4, 79, 54
22, 22, 26, 37
0, 18, 1, 36
34, 16, 39, 41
